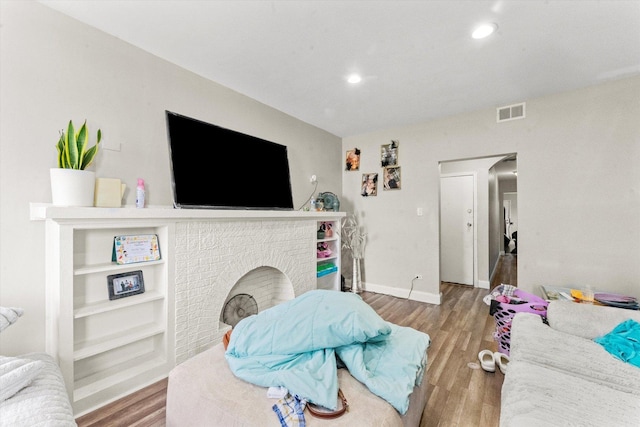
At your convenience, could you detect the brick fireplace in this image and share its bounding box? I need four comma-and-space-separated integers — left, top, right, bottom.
173, 218, 317, 364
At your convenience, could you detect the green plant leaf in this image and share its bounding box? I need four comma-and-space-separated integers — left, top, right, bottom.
56, 133, 65, 168
81, 145, 98, 170
66, 120, 79, 169
81, 127, 102, 169
76, 121, 88, 169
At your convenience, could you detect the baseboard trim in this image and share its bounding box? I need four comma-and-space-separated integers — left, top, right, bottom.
362, 282, 442, 305
478, 280, 490, 290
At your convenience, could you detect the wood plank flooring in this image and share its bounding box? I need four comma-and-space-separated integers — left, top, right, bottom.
76, 254, 517, 427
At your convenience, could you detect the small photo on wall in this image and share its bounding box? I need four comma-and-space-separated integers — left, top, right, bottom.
381, 140, 398, 167
361, 173, 378, 197
383, 166, 401, 190
345, 148, 361, 171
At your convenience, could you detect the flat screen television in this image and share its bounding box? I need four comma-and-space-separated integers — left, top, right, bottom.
165, 110, 294, 210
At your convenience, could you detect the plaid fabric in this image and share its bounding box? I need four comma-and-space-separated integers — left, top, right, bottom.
272, 393, 307, 427
490, 283, 517, 299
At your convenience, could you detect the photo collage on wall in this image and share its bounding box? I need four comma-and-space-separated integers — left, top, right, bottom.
346, 140, 401, 197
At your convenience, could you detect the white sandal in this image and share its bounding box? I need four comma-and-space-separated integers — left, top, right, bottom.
478, 349, 495, 372
494, 352, 510, 374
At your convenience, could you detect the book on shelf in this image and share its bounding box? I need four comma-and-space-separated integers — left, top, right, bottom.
317, 263, 337, 278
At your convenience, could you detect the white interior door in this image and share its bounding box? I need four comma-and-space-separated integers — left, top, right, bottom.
440, 174, 475, 285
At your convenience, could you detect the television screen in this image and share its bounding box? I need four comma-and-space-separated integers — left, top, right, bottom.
165, 111, 294, 210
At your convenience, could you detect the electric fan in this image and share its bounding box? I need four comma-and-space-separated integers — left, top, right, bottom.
222, 293, 258, 327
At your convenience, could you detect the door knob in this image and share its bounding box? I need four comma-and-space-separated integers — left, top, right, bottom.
467, 222, 472, 227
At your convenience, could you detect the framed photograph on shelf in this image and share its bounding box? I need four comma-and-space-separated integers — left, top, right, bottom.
345, 148, 361, 171
107, 270, 145, 300
381, 140, 398, 167
383, 166, 401, 190
112, 234, 161, 265
361, 173, 378, 197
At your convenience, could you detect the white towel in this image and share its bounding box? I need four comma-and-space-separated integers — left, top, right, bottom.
0, 307, 24, 333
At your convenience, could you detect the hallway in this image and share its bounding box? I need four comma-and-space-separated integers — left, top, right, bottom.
491, 254, 517, 288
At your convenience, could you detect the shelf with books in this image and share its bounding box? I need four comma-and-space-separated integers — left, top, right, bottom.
316, 219, 341, 290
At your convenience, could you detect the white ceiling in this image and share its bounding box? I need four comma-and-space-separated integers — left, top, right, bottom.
40, 0, 640, 138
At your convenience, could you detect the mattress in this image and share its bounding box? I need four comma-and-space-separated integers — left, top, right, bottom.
166, 343, 428, 427
0, 352, 76, 427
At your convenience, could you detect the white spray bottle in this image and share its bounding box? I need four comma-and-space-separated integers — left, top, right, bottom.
136, 178, 145, 208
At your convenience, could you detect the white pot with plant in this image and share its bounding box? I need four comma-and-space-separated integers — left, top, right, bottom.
340, 212, 367, 293
50, 120, 102, 206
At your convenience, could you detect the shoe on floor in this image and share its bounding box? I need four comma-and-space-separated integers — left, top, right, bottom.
478, 349, 495, 372
494, 352, 510, 374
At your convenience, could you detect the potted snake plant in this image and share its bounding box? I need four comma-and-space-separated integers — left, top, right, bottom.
50, 120, 102, 206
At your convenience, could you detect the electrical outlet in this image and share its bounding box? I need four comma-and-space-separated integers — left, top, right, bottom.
310, 174, 317, 183
415, 274, 423, 279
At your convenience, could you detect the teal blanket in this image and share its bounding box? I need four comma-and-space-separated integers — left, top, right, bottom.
225, 290, 431, 414
594, 319, 640, 368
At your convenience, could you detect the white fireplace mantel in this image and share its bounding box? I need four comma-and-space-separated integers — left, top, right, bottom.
30, 203, 343, 222
31, 202, 344, 416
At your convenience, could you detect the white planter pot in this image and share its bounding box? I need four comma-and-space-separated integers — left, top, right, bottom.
50, 168, 96, 207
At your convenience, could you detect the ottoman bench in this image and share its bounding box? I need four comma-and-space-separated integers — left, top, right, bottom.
166, 343, 428, 426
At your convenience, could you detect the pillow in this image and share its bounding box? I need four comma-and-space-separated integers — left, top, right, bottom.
593, 319, 640, 368
0, 306, 24, 333
0, 356, 45, 402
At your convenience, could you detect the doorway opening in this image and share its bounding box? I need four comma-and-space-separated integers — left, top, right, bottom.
439, 154, 517, 289
503, 192, 518, 254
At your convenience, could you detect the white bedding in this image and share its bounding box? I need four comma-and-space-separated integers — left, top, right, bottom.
225, 290, 431, 414
0, 353, 76, 427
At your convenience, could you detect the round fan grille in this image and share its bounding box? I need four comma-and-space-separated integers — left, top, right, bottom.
222, 293, 258, 327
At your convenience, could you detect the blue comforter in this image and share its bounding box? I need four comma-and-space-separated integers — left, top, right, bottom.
225, 290, 431, 414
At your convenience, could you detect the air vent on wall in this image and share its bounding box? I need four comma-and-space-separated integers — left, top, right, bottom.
497, 102, 526, 123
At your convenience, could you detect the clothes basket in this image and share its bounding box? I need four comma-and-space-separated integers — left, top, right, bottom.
490, 286, 548, 355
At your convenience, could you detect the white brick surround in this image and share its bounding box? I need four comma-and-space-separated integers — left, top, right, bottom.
174, 219, 316, 363
30, 204, 342, 370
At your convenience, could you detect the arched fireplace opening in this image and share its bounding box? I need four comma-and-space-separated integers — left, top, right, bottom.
220, 266, 295, 327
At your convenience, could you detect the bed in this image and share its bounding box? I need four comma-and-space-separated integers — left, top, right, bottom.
0, 352, 76, 426
0, 306, 76, 427
166, 290, 431, 426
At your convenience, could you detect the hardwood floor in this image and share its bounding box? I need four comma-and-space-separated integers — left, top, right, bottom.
76, 254, 517, 427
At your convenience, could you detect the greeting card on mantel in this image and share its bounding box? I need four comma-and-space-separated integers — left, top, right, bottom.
112, 234, 161, 264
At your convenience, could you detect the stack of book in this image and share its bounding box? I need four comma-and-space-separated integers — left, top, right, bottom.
594, 292, 639, 310
317, 263, 338, 278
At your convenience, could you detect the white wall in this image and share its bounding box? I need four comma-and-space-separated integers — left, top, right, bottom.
0, 1, 342, 355
342, 76, 640, 302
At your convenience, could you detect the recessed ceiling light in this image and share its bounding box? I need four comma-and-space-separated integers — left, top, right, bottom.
347, 74, 362, 84
472, 23, 498, 39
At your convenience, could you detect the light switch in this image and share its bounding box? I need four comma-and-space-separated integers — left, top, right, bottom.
417, 207, 424, 216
